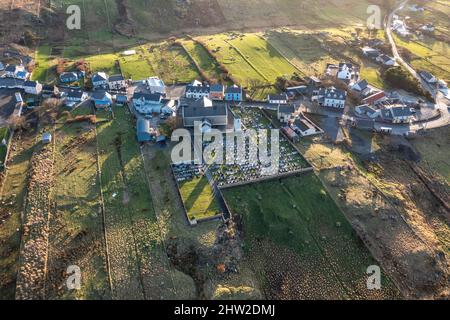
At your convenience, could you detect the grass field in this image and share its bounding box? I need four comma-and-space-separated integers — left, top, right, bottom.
393, 34, 450, 82
411, 126, 450, 184
0, 132, 36, 299
32, 45, 58, 82
96, 106, 186, 299
179, 176, 221, 221
141, 145, 261, 299
223, 173, 401, 299
181, 39, 224, 82
45, 119, 111, 299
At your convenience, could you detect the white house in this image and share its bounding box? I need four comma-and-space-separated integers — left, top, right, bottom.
277, 104, 296, 123
108, 74, 128, 91
185, 80, 210, 99
320, 87, 347, 109
376, 54, 396, 66
337, 63, 356, 82
268, 94, 288, 105
133, 92, 162, 114
146, 77, 165, 95
65, 89, 88, 107
23, 80, 43, 95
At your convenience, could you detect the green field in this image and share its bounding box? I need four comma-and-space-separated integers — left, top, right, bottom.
45, 119, 111, 299
394, 34, 450, 82
32, 45, 57, 82
181, 39, 224, 82
223, 173, 402, 299
179, 176, 221, 221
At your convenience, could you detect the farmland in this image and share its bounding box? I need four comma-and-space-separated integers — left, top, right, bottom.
222, 173, 402, 299
0, 131, 36, 299
45, 118, 111, 299
393, 34, 450, 82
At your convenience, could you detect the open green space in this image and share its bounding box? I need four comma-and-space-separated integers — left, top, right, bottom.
179, 176, 221, 221
223, 173, 402, 299
46, 120, 111, 299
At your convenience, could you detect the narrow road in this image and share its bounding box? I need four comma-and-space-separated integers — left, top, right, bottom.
385, 0, 437, 97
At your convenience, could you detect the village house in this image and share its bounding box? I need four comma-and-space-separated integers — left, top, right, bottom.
376, 54, 396, 66
65, 89, 88, 107
224, 85, 243, 102
337, 63, 357, 83
91, 91, 113, 109
92, 72, 109, 89
185, 80, 210, 99
146, 77, 166, 95
60, 72, 79, 84
269, 93, 288, 105
23, 80, 43, 95
418, 70, 437, 84
209, 83, 225, 101
4, 64, 26, 78
42, 85, 60, 98
352, 79, 372, 96
381, 106, 416, 123
0, 78, 24, 89
133, 92, 162, 114
290, 115, 323, 137
318, 87, 347, 109
277, 104, 296, 123
362, 91, 387, 105
182, 97, 228, 130
108, 74, 128, 91
361, 47, 381, 59
355, 104, 380, 118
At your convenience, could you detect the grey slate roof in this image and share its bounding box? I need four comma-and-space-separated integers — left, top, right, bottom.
183, 100, 227, 117
109, 74, 125, 82
225, 86, 242, 94
269, 94, 288, 101
210, 84, 224, 92
278, 104, 295, 114
186, 84, 210, 94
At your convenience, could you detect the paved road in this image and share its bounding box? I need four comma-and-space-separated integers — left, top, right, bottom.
385, 0, 437, 98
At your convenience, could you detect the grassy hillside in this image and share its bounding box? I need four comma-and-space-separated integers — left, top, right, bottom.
223, 173, 402, 299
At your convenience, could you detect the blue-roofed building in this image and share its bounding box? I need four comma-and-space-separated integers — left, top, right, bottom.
91, 91, 113, 109
224, 85, 243, 102
137, 118, 152, 142
60, 72, 79, 83
92, 72, 109, 89
115, 94, 128, 106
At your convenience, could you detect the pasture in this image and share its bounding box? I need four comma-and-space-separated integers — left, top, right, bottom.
222, 173, 402, 299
